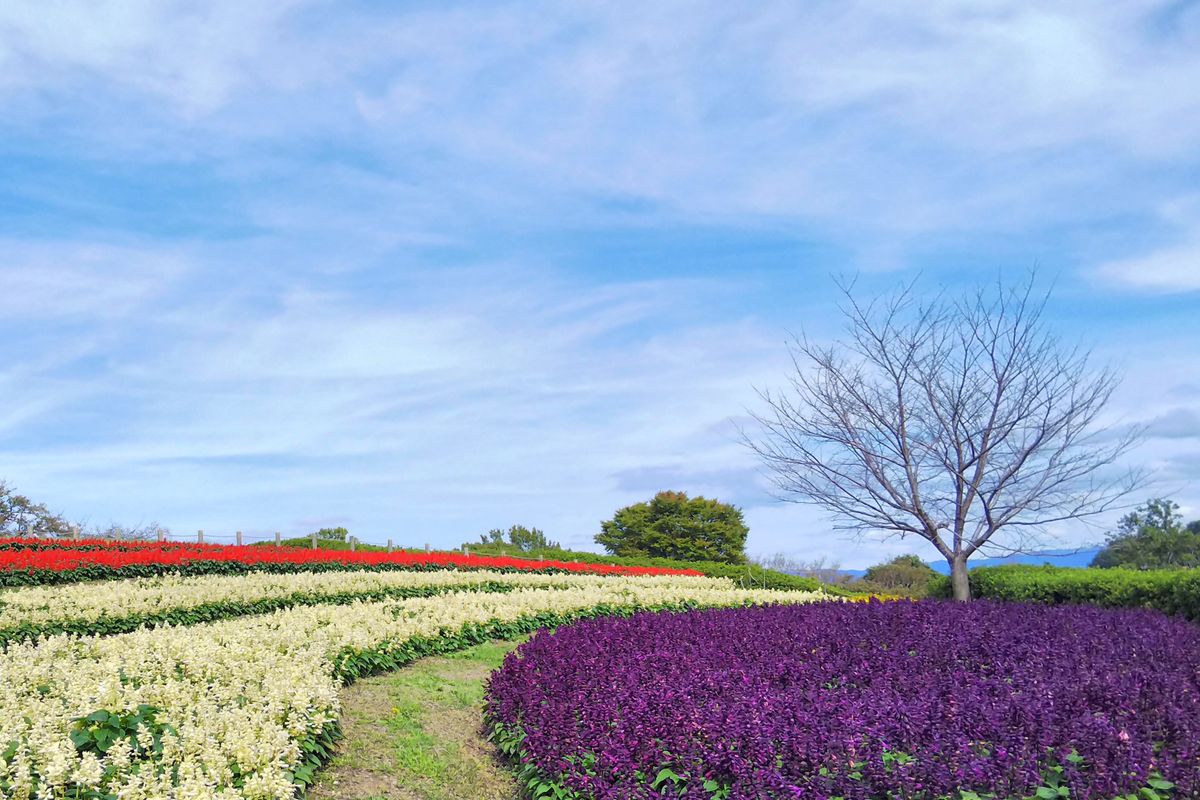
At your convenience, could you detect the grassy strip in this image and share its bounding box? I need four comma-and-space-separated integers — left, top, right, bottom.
286, 600, 715, 796
308, 639, 523, 800
0, 580, 533, 648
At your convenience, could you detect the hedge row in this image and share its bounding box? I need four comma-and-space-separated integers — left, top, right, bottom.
461, 544, 839, 594
929, 564, 1200, 621
266, 538, 839, 594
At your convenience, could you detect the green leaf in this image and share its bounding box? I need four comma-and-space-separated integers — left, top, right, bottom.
652, 768, 680, 789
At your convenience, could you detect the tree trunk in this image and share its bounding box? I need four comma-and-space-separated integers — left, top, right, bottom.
950, 554, 971, 602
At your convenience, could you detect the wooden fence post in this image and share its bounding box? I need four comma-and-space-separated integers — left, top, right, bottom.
197, 530, 204, 544
275, 531, 281, 547
236, 530, 243, 547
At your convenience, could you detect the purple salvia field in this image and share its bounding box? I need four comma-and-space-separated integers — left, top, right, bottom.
486, 600, 1200, 799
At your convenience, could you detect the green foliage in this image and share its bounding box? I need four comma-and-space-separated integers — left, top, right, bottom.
0, 581, 529, 648
596, 491, 749, 565
928, 564, 1200, 622
860, 554, 939, 596
331, 601, 708, 682
1091, 498, 1200, 569
477, 525, 560, 553
2, 539, 840, 593
634, 558, 837, 593
462, 541, 840, 594
0, 554, 553, 588
312, 526, 350, 542
70, 705, 175, 758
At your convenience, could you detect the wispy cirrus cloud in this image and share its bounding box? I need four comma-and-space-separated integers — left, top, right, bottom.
1096, 241, 1200, 293
0, 1, 1198, 565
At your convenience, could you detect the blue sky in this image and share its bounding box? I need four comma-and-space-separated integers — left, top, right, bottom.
1, 1, 1199, 567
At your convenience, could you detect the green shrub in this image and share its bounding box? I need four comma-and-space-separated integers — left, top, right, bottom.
928, 564, 1200, 621
476, 525, 560, 552
269, 537, 847, 595
462, 542, 845, 594
859, 554, 939, 597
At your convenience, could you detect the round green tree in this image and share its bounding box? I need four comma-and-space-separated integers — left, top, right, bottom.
862, 554, 939, 595
1091, 498, 1200, 569
596, 490, 749, 564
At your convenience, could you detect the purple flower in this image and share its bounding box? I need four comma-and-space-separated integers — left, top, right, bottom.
486, 600, 1200, 799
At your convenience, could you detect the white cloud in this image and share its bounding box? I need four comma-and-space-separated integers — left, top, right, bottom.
0, 1, 318, 116
0, 239, 187, 318
1, 1, 1197, 563
1095, 240, 1200, 292
3, 2, 1199, 242
0, 258, 805, 548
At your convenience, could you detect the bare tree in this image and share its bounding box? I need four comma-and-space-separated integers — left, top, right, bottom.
753, 552, 845, 584
746, 277, 1143, 600
0, 480, 72, 537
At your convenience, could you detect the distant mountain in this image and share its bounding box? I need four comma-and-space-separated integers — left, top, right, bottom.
831, 547, 1103, 580
925, 547, 1102, 574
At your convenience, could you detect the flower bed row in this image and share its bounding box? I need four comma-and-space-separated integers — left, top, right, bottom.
0, 538, 698, 586
0, 570, 731, 646
0, 581, 825, 799
486, 600, 1200, 800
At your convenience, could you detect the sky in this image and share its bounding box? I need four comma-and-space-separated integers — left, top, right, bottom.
1, 1, 1199, 567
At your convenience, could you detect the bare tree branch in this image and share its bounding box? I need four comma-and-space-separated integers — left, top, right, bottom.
744, 274, 1145, 600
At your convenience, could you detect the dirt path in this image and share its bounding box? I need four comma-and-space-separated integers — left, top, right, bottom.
308, 639, 525, 800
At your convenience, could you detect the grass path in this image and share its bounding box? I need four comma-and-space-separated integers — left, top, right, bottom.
309, 638, 525, 800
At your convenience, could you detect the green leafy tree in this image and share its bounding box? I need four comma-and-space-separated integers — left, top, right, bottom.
479, 525, 559, 553
313, 526, 349, 542
0, 480, 72, 537
1091, 498, 1200, 569
862, 554, 939, 595
596, 491, 749, 564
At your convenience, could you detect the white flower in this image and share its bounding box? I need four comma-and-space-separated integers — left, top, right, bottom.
0, 573, 829, 798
